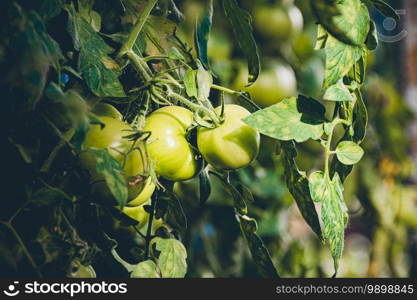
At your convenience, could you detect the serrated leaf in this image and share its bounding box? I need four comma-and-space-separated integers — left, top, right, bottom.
87, 148, 128, 207
223, 0, 260, 85
323, 80, 354, 102
281, 142, 323, 239
335, 141, 364, 165
152, 238, 187, 278
320, 173, 348, 274
368, 0, 399, 21
131, 260, 161, 278
239, 215, 280, 278
65, 5, 125, 97
78, 0, 101, 32
243, 96, 325, 143
195, 0, 213, 69
312, 0, 370, 46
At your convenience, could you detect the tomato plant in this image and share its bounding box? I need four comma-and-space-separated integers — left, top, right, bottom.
1, 0, 414, 280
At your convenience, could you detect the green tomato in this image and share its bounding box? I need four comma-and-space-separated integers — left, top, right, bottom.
144, 106, 199, 181
234, 61, 297, 108
287, 5, 304, 36
92, 103, 123, 120
254, 5, 303, 41
197, 104, 260, 170
69, 264, 96, 278
254, 6, 292, 40
126, 177, 156, 207
208, 30, 232, 61
79, 117, 148, 204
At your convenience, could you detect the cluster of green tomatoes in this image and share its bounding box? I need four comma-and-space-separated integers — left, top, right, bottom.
79, 102, 260, 227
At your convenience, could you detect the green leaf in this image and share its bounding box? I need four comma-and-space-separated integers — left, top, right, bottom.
31, 188, 72, 206
195, 0, 213, 69
65, 5, 126, 97
183, 69, 198, 98
196, 68, 213, 100
312, 0, 370, 46
199, 168, 211, 206
243, 96, 325, 143
308, 171, 329, 203
210, 172, 247, 215
131, 260, 161, 278
152, 238, 187, 278
160, 185, 187, 229
320, 173, 348, 274
78, 0, 101, 32
39, 0, 64, 21
281, 142, 323, 239
335, 141, 364, 165
87, 148, 128, 207
323, 80, 354, 102
167, 47, 185, 61
223, 0, 260, 85
238, 215, 280, 278
368, 0, 400, 21
365, 21, 378, 50
323, 34, 364, 88
352, 89, 368, 143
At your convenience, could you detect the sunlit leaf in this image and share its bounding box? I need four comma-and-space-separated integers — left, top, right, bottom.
152, 237, 187, 278
244, 96, 325, 143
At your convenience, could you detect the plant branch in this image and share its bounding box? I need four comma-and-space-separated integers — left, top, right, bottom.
144, 189, 158, 259
118, 0, 158, 58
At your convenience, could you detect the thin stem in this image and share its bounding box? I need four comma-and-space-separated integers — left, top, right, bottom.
145, 190, 158, 259
169, 92, 221, 126
211, 84, 238, 95
118, 0, 158, 58
126, 51, 152, 82
0, 221, 43, 277
324, 118, 351, 180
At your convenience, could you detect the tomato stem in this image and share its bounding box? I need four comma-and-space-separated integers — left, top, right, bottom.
211, 84, 238, 95
144, 190, 158, 259
117, 0, 158, 58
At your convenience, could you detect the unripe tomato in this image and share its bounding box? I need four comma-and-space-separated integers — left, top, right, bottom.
254, 6, 292, 41
254, 5, 303, 41
126, 177, 156, 207
92, 103, 123, 120
80, 117, 148, 204
197, 104, 260, 170
234, 62, 297, 107
287, 5, 304, 36
122, 203, 149, 229
208, 30, 232, 61
144, 106, 199, 181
